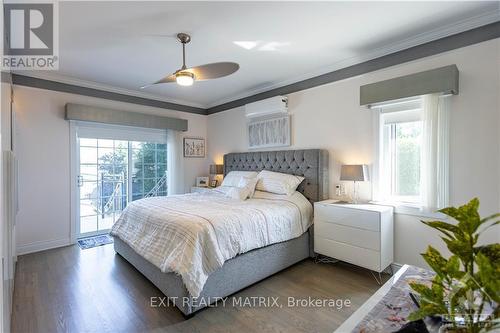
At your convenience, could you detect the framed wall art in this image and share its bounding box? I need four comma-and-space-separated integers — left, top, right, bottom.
184, 137, 205, 158
248, 115, 290, 149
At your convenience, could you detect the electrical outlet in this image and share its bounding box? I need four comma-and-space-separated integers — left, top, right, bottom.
335, 184, 342, 196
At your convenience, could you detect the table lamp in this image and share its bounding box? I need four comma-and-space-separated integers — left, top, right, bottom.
209, 164, 224, 187
340, 164, 369, 203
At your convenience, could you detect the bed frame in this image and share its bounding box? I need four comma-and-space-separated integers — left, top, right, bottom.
113, 149, 329, 316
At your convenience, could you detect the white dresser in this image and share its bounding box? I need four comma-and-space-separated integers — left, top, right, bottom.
314, 200, 394, 273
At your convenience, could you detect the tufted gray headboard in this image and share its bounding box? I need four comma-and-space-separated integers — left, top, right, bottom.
223, 149, 329, 203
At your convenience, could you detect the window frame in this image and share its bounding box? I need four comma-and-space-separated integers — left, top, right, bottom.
371, 96, 450, 218
371, 97, 450, 219
372, 98, 425, 207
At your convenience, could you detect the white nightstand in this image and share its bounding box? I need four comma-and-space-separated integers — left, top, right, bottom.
314, 200, 394, 277
191, 186, 214, 194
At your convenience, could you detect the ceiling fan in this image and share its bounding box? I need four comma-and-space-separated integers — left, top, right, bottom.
141, 33, 239, 88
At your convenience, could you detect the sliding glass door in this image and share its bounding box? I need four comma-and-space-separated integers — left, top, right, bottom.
74, 123, 167, 238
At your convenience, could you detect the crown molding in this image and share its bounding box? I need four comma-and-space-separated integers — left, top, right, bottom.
206, 10, 500, 108
11, 74, 207, 114
12, 71, 206, 110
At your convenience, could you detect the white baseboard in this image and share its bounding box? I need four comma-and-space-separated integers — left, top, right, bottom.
17, 237, 73, 255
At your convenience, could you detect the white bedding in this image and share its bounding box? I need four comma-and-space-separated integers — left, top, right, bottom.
110, 190, 312, 297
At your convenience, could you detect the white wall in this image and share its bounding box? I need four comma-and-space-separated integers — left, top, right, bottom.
207, 39, 500, 268
13, 86, 208, 254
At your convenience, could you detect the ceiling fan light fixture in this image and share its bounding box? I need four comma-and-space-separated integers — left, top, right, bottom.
175, 71, 194, 86
143, 33, 239, 89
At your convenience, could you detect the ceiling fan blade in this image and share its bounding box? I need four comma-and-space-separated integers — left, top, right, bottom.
140, 74, 176, 89
186, 62, 239, 80
141, 62, 239, 88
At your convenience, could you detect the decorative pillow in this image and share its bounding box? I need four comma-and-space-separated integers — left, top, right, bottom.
224, 187, 250, 201
218, 177, 258, 201
221, 171, 258, 187
256, 170, 304, 196
238, 176, 259, 198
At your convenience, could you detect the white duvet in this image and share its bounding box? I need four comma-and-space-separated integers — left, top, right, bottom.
110, 190, 312, 297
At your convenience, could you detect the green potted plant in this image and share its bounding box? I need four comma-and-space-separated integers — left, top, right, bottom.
408, 198, 499, 333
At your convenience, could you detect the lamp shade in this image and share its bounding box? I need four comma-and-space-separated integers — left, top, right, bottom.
209, 164, 224, 175
340, 164, 369, 182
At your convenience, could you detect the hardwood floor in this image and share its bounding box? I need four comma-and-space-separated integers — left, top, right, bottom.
12, 244, 385, 333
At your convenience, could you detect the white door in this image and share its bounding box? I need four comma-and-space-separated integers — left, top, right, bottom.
73, 123, 168, 238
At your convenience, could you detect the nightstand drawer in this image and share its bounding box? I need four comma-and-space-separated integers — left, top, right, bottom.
315, 221, 380, 251
315, 205, 380, 231
315, 238, 380, 271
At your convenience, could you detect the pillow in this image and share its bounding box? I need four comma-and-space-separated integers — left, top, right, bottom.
224, 187, 250, 201
256, 170, 304, 196
219, 177, 258, 201
221, 171, 258, 187
238, 176, 258, 198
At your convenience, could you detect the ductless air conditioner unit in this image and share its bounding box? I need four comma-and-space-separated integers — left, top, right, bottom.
245, 96, 288, 118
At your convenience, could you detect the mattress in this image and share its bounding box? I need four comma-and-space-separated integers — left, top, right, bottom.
110, 190, 313, 297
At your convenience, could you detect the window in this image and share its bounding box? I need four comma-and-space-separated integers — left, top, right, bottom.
374, 95, 450, 211
380, 107, 423, 204
131, 142, 168, 200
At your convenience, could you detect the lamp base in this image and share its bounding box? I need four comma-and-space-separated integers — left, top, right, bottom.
351, 181, 359, 204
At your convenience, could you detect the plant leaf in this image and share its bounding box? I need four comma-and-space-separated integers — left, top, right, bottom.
475, 253, 500, 303
481, 213, 500, 223
421, 246, 449, 278
441, 237, 472, 265
440, 198, 481, 234
479, 220, 500, 235
476, 244, 500, 266
409, 282, 434, 299
422, 220, 460, 239
408, 308, 429, 321
445, 255, 460, 277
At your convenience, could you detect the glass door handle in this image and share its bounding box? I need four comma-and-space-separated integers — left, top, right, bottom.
77, 175, 83, 187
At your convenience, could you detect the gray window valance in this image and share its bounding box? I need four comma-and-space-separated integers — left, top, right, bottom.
360, 65, 459, 107
65, 103, 188, 131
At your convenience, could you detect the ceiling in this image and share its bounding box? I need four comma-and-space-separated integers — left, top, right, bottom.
22, 1, 500, 109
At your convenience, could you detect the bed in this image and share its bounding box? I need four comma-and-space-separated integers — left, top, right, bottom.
112, 149, 328, 316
